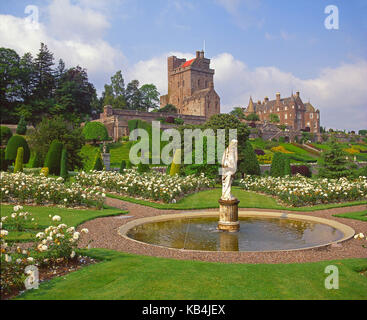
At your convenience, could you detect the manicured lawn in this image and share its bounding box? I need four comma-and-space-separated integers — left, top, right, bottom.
108, 187, 367, 212
1, 205, 127, 242
334, 210, 367, 222
15, 249, 367, 300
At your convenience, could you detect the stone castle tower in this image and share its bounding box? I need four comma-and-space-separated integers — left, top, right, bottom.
160, 50, 220, 119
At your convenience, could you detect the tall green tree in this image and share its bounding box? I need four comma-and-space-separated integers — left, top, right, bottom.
54, 66, 97, 123
102, 70, 127, 109
318, 139, 353, 179
140, 84, 160, 111
126, 80, 142, 110
230, 107, 245, 119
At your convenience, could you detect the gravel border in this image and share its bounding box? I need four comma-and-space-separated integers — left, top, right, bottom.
78, 198, 367, 265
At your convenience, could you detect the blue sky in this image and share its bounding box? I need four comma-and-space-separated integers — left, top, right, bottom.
1, 0, 366, 130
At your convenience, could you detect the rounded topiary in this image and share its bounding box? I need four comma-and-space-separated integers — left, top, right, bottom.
170, 149, 181, 176
0, 126, 12, 145
44, 140, 63, 175
92, 152, 104, 171
82, 122, 109, 143
14, 147, 24, 173
16, 115, 27, 135
0, 149, 9, 171
60, 148, 68, 180
5, 135, 30, 164
119, 160, 126, 174
239, 141, 260, 176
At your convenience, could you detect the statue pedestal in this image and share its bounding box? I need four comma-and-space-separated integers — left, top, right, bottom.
102, 153, 110, 171
218, 198, 240, 232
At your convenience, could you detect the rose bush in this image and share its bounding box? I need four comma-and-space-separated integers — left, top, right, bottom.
1, 172, 106, 208
75, 169, 214, 203
239, 175, 367, 207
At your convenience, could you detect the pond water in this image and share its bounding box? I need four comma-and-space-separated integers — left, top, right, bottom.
127, 217, 344, 252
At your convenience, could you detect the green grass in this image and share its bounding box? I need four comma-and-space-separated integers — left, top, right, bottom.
1, 205, 127, 242
107, 187, 367, 212
15, 249, 367, 300
334, 210, 367, 222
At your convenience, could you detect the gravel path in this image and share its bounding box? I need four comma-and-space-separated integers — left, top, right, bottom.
78, 198, 367, 264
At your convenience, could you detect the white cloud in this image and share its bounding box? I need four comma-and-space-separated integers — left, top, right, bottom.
0, 1, 125, 92
211, 53, 367, 131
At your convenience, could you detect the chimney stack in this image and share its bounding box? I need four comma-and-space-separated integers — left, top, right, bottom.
196, 51, 200, 58
200, 50, 204, 59
264, 97, 269, 103
296, 91, 300, 98
276, 92, 281, 101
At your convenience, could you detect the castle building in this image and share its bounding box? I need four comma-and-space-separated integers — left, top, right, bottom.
160, 50, 221, 119
243, 92, 320, 133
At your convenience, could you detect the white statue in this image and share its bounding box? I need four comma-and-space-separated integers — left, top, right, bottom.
221, 139, 238, 201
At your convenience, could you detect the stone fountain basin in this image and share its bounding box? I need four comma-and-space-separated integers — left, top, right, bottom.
118, 211, 355, 253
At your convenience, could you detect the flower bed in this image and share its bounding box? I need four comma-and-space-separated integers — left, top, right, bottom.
0, 172, 106, 208
239, 175, 367, 207
1, 209, 90, 297
75, 170, 214, 203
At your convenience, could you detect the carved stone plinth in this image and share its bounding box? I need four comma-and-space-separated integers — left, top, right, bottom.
218, 198, 240, 232
102, 153, 110, 171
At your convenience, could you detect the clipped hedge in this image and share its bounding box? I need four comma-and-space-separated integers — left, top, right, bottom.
14, 147, 24, 173
44, 140, 63, 175
92, 152, 104, 171
5, 135, 30, 164
0, 149, 9, 171
60, 148, 68, 180
270, 153, 291, 177
82, 122, 109, 142
0, 126, 12, 145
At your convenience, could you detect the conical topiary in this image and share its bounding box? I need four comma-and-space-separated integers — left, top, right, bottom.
119, 160, 126, 174
5, 135, 30, 164
170, 149, 181, 176
44, 140, 63, 175
14, 147, 24, 173
92, 152, 104, 171
60, 148, 68, 180
16, 116, 27, 135
239, 141, 261, 176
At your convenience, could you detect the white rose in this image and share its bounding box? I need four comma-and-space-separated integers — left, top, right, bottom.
52, 215, 61, 222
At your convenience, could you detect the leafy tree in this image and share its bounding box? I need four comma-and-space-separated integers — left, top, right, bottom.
44, 140, 63, 175
29, 116, 85, 170
126, 80, 142, 110
359, 130, 367, 136
159, 104, 178, 113
16, 115, 27, 135
245, 113, 260, 121
140, 84, 160, 111
54, 66, 97, 123
230, 107, 245, 119
5, 135, 30, 164
239, 141, 260, 176
14, 147, 24, 173
318, 139, 353, 179
82, 122, 109, 144
270, 113, 280, 123
0, 48, 21, 123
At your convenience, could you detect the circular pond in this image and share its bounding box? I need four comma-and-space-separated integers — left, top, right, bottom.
125, 215, 351, 252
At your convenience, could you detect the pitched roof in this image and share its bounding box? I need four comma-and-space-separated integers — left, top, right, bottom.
181, 59, 195, 68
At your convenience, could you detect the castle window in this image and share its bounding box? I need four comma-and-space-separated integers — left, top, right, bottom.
285, 114, 288, 120
277, 108, 279, 111
310, 114, 313, 119
285, 107, 288, 111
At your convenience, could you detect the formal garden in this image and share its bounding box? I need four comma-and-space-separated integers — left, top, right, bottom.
1, 110, 367, 300
0, 44, 366, 300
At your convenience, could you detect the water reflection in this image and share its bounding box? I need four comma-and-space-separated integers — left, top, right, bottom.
127, 217, 344, 252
